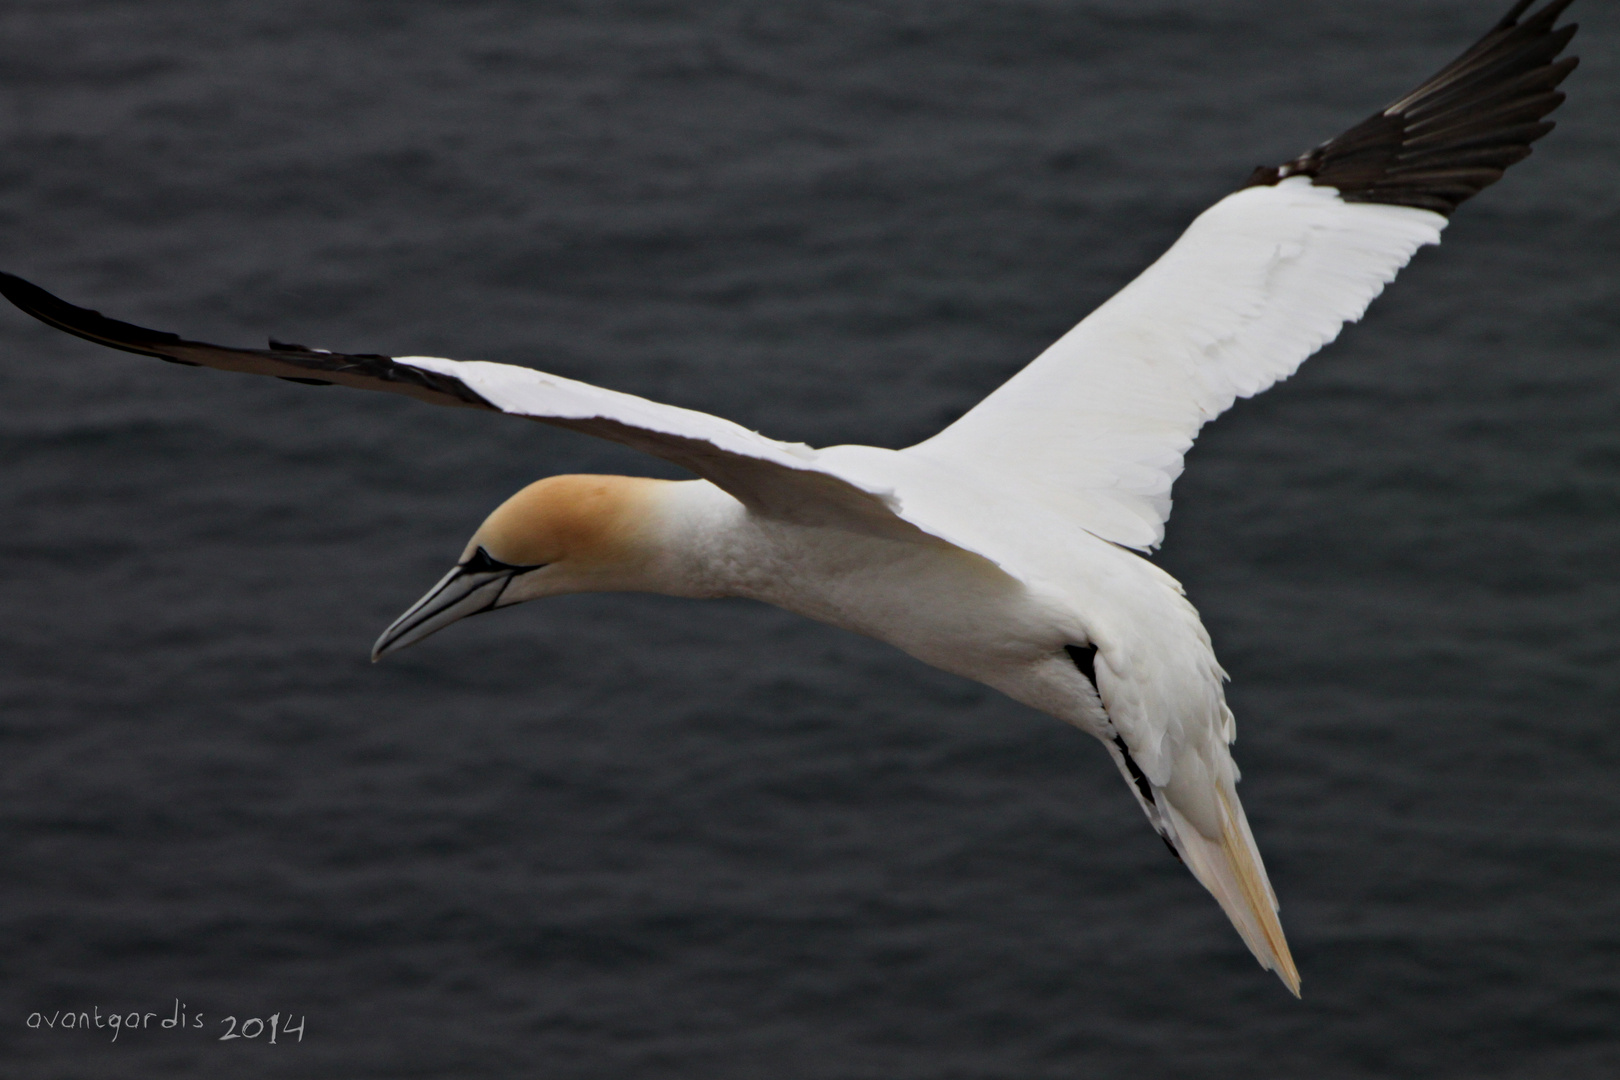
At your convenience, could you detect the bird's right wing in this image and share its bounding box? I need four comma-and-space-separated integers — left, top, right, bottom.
0, 272, 920, 540
905, 0, 1578, 553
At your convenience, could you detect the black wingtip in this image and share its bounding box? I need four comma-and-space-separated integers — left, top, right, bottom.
0, 270, 192, 360
0, 270, 499, 411
1496, 0, 1538, 30
1502, 0, 1576, 32
1246, 0, 1579, 216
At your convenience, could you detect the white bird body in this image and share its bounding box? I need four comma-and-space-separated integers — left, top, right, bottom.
473, 469, 1294, 977
0, 0, 1581, 996
632, 477, 1090, 709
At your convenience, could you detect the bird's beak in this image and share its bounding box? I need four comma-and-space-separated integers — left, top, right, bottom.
371, 548, 538, 661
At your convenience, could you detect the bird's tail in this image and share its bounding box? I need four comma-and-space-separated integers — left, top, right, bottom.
1161, 785, 1301, 996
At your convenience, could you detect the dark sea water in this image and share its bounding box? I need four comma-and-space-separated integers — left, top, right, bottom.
1, 1, 1616, 1076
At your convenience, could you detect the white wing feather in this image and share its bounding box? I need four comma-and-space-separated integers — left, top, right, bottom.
906, 178, 1447, 551
395, 354, 936, 540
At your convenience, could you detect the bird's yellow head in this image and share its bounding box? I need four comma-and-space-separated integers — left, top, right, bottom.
372, 474, 667, 659
468, 473, 660, 578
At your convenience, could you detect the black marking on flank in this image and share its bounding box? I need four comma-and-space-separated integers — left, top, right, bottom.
1064, 643, 1098, 688
1112, 733, 1157, 809
1160, 833, 1183, 864
277, 376, 335, 385
1245, 0, 1578, 215
460, 545, 544, 575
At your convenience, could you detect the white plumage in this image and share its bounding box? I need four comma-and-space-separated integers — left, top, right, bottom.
917, 180, 1448, 551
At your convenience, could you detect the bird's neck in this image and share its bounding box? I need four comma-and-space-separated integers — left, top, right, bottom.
611, 479, 761, 599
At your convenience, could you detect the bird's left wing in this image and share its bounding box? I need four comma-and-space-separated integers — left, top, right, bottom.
0, 271, 919, 539
906, 0, 1578, 552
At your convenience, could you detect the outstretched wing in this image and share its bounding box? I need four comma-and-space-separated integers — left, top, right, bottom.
907, 0, 1579, 552
0, 271, 917, 538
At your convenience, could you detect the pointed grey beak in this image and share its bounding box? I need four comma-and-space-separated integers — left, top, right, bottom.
371, 548, 541, 661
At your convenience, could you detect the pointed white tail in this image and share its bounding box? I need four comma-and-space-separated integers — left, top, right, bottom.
1163, 788, 1300, 996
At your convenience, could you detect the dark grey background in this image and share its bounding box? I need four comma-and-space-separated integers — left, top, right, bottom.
1, 1, 1615, 1077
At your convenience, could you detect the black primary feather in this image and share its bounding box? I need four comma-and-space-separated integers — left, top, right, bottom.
0, 271, 493, 409
1245, 0, 1579, 215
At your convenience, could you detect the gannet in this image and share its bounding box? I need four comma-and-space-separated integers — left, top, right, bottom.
1, 0, 1579, 995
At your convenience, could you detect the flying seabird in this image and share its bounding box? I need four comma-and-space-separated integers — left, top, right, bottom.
2, 1, 1580, 995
